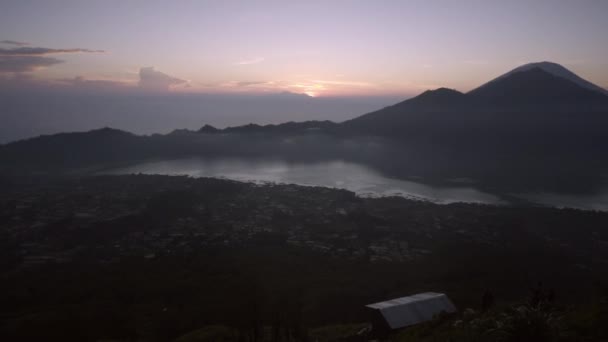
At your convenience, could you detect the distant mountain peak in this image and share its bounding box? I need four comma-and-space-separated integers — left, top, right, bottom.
468, 66, 608, 105
473, 61, 608, 96
198, 124, 219, 134
407, 87, 466, 106
420, 87, 463, 96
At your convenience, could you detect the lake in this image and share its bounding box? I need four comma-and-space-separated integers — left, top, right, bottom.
104, 157, 608, 210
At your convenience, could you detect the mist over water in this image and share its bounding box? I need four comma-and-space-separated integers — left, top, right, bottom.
103, 156, 608, 210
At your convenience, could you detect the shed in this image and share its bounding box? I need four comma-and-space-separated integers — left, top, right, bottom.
366, 292, 456, 336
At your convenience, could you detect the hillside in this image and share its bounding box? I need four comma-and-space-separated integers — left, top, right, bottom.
1, 175, 607, 341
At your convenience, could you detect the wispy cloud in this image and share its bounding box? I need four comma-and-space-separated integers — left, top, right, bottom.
0, 47, 105, 56
0, 40, 29, 47
0, 44, 105, 74
235, 57, 265, 65
236, 80, 269, 86
0, 55, 63, 72
218, 78, 376, 96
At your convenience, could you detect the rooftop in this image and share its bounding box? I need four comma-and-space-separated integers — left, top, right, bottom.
366, 292, 456, 329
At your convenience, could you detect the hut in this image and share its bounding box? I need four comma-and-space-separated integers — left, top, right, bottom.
366, 292, 456, 337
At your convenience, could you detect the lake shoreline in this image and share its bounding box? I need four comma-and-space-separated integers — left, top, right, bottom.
101, 156, 608, 211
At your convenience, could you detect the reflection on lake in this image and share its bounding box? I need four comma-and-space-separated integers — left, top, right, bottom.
103, 157, 608, 210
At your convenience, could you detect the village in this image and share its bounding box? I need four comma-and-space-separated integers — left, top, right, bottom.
1, 175, 456, 268
1, 174, 606, 271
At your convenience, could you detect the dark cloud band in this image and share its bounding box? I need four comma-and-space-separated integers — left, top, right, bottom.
0, 47, 105, 56
0, 44, 104, 74
0, 56, 63, 72
0, 40, 30, 47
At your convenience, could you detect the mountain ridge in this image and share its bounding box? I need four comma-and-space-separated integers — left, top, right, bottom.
2, 61, 608, 176
343, 62, 608, 135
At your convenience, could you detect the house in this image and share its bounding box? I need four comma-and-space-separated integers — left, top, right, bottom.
366, 292, 456, 337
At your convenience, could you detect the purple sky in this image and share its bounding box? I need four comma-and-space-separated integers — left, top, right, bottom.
1, 0, 607, 97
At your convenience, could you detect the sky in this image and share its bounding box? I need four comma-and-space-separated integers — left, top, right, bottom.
1, 0, 608, 98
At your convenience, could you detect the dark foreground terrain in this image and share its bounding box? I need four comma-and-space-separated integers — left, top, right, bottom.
1, 175, 608, 341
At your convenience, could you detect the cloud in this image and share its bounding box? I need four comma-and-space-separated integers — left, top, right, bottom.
0, 47, 105, 56
1, 40, 29, 46
235, 57, 264, 65
236, 81, 269, 87
138, 67, 187, 92
0, 44, 104, 74
0, 55, 63, 72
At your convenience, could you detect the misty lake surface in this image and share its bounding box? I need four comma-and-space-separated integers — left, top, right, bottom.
104, 157, 608, 210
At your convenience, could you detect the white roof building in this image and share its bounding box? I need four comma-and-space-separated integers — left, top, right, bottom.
366, 292, 457, 331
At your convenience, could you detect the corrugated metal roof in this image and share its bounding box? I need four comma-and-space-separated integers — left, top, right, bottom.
366, 292, 456, 329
